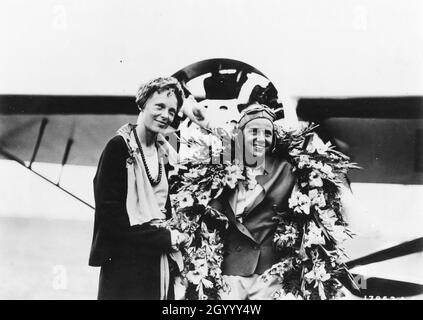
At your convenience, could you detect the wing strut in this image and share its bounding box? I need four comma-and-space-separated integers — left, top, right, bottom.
29, 118, 48, 169
0, 117, 94, 210
57, 137, 73, 185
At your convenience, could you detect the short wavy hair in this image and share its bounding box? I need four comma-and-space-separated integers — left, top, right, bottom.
135, 77, 184, 111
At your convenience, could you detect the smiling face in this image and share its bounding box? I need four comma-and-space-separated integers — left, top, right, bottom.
139, 89, 178, 134
243, 118, 274, 165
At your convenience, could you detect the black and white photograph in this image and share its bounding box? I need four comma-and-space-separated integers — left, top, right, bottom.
0, 0, 422, 302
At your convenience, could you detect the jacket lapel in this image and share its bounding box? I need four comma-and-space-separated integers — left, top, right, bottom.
228, 186, 238, 216
225, 188, 258, 244
244, 155, 277, 214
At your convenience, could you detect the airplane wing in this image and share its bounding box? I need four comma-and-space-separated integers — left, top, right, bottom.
298, 96, 423, 298
0, 94, 137, 167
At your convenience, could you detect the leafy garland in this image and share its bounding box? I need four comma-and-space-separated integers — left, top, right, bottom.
163, 128, 240, 300
164, 123, 360, 300
262, 124, 360, 299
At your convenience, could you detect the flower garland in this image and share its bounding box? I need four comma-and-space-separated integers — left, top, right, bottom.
163, 128, 242, 300
262, 124, 361, 300
164, 123, 360, 300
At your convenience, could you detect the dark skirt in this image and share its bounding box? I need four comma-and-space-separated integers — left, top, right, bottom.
97, 253, 174, 300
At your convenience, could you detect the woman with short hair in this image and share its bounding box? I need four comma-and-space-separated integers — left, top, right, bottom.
212, 103, 297, 299
89, 77, 193, 300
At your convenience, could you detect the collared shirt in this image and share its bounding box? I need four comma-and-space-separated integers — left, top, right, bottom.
236, 166, 266, 218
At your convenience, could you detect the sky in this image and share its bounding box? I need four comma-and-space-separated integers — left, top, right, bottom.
1, 0, 422, 97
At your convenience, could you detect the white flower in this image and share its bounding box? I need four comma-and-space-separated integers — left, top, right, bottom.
310, 160, 323, 170
305, 264, 330, 284
222, 175, 236, 189
309, 171, 323, 187
304, 221, 326, 248
198, 264, 209, 276
298, 155, 310, 169
330, 225, 350, 244
198, 191, 211, 207
272, 290, 303, 300
211, 177, 220, 190
222, 165, 243, 189
177, 191, 194, 208
288, 191, 311, 215
186, 271, 202, 285
321, 164, 334, 177
186, 255, 210, 286
201, 278, 213, 289
289, 192, 300, 207
306, 134, 330, 155
319, 209, 338, 229
274, 224, 298, 248
318, 209, 350, 244
272, 289, 284, 300
184, 167, 206, 179
302, 290, 312, 300
309, 189, 326, 208
209, 265, 222, 278
184, 169, 197, 179
289, 149, 301, 157
304, 262, 331, 299
226, 164, 243, 178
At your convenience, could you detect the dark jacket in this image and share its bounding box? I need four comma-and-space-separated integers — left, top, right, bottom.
211, 154, 296, 276
89, 135, 174, 300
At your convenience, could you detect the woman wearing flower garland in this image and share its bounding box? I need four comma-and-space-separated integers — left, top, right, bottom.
161, 91, 357, 299
89, 77, 202, 300
210, 103, 297, 299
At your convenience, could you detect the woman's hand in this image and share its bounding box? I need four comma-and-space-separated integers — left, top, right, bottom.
181, 95, 210, 129
170, 230, 191, 250
188, 96, 206, 123
178, 232, 192, 247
